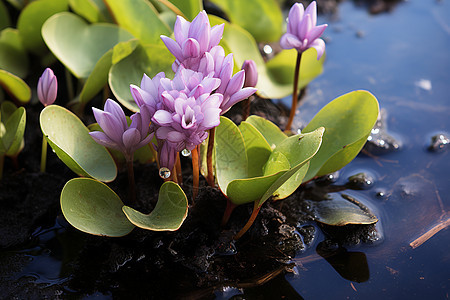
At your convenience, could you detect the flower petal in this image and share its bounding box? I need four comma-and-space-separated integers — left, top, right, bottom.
152, 110, 173, 126
309, 38, 326, 60
160, 35, 183, 62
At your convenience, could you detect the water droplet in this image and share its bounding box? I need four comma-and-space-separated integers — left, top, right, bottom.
159, 167, 171, 179
263, 44, 273, 54
181, 149, 191, 156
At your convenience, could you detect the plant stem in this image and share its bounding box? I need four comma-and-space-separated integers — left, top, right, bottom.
234, 201, 262, 240
175, 152, 183, 186
285, 52, 302, 133
221, 199, 237, 227
0, 154, 4, 180
192, 145, 199, 201
126, 156, 136, 203
206, 128, 215, 187
40, 136, 47, 173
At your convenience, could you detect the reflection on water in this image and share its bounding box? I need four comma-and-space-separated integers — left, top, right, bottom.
287, 1, 450, 298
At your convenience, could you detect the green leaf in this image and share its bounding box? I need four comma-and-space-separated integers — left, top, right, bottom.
61, 178, 135, 237
302, 91, 379, 182
122, 181, 188, 231
168, 0, 203, 21
109, 43, 174, 112
0, 28, 29, 78
42, 12, 134, 78
0, 106, 26, 156
209, 15, 324, 99
0, 69, 31, 104
226, 171, 287, 205
103, 0, 171, 45
245, 115, 287, 149
40, 105, 117, 182
17, 0, 69, 56
226, 127, 324, 206
238, 121, 272, 178
69, 0, 111, 23
261, 128, 324, 202
79, 39, 139, 105
209, 0, 282, 43
215, 116, 248, 195
310, 193, 378, 226
0, 1, 11, 30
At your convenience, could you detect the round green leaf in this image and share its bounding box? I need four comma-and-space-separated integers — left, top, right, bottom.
17, 0, 69, 56
69, 0, 111, 23
0, 106, 26, 156
239, 121, 272, 178
310, 193, 378, 226
40, 105, 117, 182
215, 116, 248, 195
262, 127, 324, 202
210, 0, 282, 43
61, 178, 134, 237
0, 28, 29, 78
109, 43, 174, 112
167, 0, 203, 21
245, 115, 287, 149
122, 181, 188, 231
42, 12, 134, 78
0, 69, 31, 104
104, 0, 171, 45
79, 39, 139, 105
302, 91, 380, 182
0, 1, 11, 30
227, 171, 287, 205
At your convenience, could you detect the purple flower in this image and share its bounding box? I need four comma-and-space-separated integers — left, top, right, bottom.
241, 60, 258, 88
89, 99, 153, 160
160, 11, 225, 72
280, 1, 328, 60
37, 68, 57, 106
215, 55, 257, 113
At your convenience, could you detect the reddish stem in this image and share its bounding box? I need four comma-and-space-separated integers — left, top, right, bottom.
126, 156, 136, 204
221, 199, 237, 227
285, 52, 302, 133
234, 201, 262, 240
206, 128, 215, 187
192, 146, 199, 201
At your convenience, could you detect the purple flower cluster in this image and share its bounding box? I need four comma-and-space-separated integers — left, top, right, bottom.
91, 10, 258, 173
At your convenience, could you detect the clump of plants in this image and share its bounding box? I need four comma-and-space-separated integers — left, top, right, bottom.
1, 0, 379, 239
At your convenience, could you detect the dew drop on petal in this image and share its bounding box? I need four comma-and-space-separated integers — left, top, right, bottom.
181, 149, 191, 156
159, 167, 171, 179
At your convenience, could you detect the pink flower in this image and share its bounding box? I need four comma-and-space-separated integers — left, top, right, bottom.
280, 1, 328, 60
160, 11, 225, 72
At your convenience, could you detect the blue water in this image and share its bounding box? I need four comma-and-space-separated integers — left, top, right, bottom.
285, 1, 450, 298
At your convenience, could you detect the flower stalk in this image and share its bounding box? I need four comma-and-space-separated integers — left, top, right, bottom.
285, 52, 302, 132
192, 145, 199, 201
206, 128, 215, 187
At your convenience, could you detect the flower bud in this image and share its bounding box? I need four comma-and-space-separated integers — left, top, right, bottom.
241, 60, 258, 88
37, 68, 57, 106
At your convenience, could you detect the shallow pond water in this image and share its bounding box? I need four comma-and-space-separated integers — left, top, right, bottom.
275, 1, 449, 298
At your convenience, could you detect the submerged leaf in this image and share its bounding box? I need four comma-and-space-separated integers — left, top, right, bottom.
122, 181, 188, 231
61, 178, 134, 237
310, 193, 378, 226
